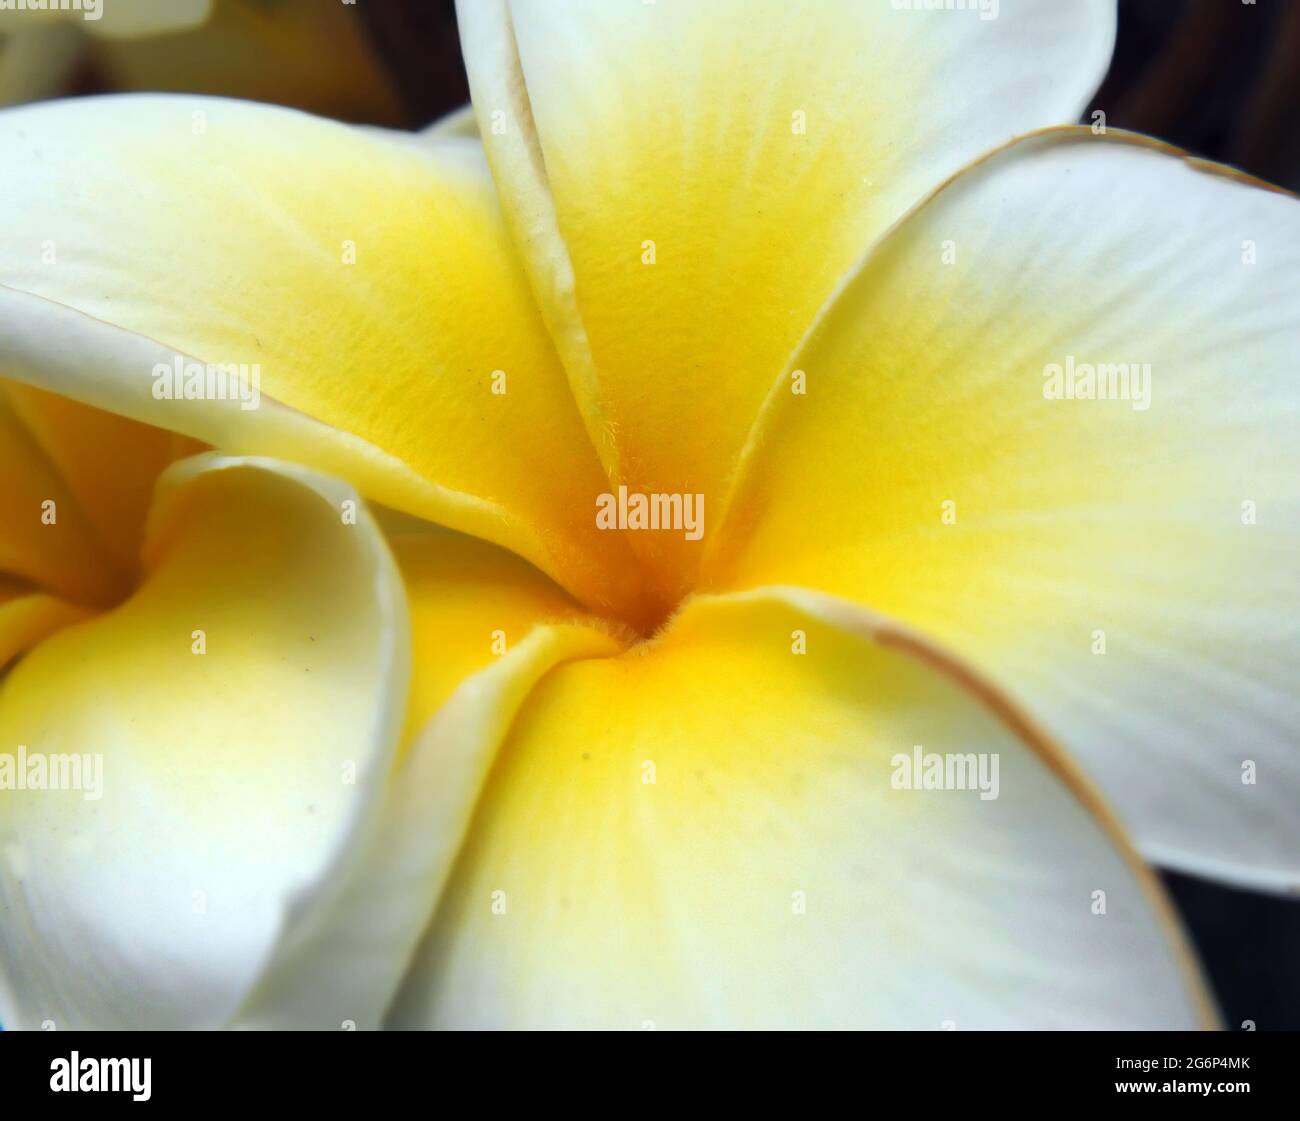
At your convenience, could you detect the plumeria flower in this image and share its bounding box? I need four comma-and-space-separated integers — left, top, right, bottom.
0, 0, 1295, 1030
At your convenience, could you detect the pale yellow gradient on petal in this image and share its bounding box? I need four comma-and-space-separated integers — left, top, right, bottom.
0, 94, 651, 624
459, 0, 1115, 600
0, 455, 407, 1029
389, 591, 1207, 1030
708, 129, 1300, 890
389, 524, 632, 748
241, 618, 624, 1029
236, 525, 624, 1028
0, 577, 88, 670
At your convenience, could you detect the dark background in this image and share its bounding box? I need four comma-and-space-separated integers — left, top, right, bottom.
354, 0, 1300, 194
1089, 2, 1300, 1032
1087, 0, 1300, 1032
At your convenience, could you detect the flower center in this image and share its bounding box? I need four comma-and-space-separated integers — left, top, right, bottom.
592, 483, 714, 640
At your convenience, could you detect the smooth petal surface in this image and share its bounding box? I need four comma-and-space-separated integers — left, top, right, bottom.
0, 455, 407, 1029
459, 0, 1115, 598
236, 529, 624, 1028
0, 576, 87, 671
388, 590, 1210, 1030
390, 524, 632, 744
3, 380, 175, 579
0, 94, 649, 623
709, 130, 1300, 890
0, 382, 131, 605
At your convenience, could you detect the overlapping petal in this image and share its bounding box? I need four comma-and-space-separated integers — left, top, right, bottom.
0, 382, 132, 605
388, 589, 1210, 1029
0, 576, 87, 671
236, 529, 625, 1028
0, 93, 651, 624
459, 0, 1115, 599
3, 380, 176, 579
0, 455, 407, 1029
390, 523, 632, 743
707, 129, 1300, 890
